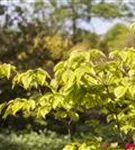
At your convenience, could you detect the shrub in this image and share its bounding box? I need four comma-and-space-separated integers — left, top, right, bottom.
0, 129, 70, 150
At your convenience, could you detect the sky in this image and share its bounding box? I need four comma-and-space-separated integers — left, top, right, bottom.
77, 18, 125, 34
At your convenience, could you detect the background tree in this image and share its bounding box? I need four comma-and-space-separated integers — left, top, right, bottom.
0, 0, 134, 70
0, 1, 134, 149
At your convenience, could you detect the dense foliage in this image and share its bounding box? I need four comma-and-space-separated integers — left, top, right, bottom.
0, 1, 135, 150
0, 129, 69, 150
0, 48, 135, 149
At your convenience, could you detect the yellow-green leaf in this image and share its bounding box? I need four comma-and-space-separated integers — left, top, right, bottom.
114, 86, 127, 98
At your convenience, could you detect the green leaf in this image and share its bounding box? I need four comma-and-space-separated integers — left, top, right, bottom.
52, 94, 63, 109
36, 73, 46, 86
28, 99, 36, 110
128, 69, 135, 76
12, 101, 24, 115
75, 65, 91, 83
63, 145, 75, 150
50, 79, 58, 91
12, 68, 49, 90
61, 70, 75, 91
36, 107, 51, 118
55, 111, 67, 118
54, 61, 64, 72
3, 105, 12, 119
0, 64, 16, 79
68, 111, 79, 121
89, 49, 105, 60
114, 86, 127, 98
129, 85, 135, 97
62, 70, 72, 83
22, 75, 33, 90
36, 68, 50, 79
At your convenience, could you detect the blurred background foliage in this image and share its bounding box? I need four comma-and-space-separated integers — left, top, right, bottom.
0, 0, 135, 149
0, 0, 134, 71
